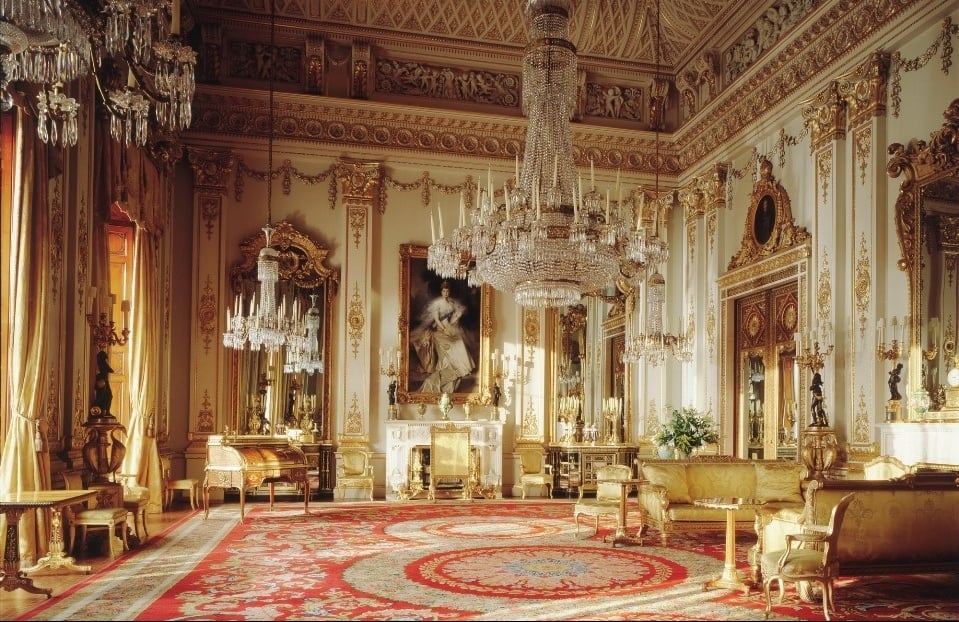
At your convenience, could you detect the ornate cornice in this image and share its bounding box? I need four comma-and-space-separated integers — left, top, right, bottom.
188, 0, 922, 177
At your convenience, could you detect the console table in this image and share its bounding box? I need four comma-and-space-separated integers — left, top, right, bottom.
385, 419, 504, 501
1, 490, 98, 598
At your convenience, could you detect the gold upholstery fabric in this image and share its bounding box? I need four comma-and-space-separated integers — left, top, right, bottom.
755, 463, 804, 503
685, 463, 756, 500
638, 459, 805, 546
641, 463, 690, 503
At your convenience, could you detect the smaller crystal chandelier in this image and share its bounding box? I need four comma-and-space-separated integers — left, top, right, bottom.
222, 2, 300, 355
621, 0, 690, 367
1, 0, 196, 148
622, 269, 692, 366
284, 294, 324, 375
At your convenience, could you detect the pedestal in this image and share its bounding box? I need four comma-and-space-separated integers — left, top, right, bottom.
885, 399, 901, 423
81, 419, 127, 483
800, 425, 838, 479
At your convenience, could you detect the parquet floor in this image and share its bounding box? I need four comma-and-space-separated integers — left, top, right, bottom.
3, 501, 196, 619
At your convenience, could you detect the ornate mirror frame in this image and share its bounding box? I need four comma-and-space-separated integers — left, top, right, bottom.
227, 220, 340, 439
888, 98, 959, 406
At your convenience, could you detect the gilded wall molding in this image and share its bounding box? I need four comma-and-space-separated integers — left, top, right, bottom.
199, 276, 217, 355
817, 250, 832, 329
836, 51, 890, 127
802, 83, 847, 150
727, 157, 811, 270
854, 126, 873, 187
854, 234, 872, 341
890, 16, 959, 118
50, 179, 63, 297
347, 283, 364, 358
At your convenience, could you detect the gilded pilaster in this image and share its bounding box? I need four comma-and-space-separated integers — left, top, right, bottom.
335, 160, 381, 453
185, 148, 237, 470
802, 83, 847, 150
835, 51, 890, 463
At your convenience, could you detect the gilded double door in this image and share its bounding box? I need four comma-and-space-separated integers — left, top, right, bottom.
734, 282, 800, 460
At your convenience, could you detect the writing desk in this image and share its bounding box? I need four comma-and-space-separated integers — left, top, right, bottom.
1, 489, 99, 598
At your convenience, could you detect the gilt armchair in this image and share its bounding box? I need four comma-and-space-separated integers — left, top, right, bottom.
573, 464, 632, 538
761, 492, 857, 621
517, 447, 552, 499
429, 422, 473, 501
333, 446, 375, 501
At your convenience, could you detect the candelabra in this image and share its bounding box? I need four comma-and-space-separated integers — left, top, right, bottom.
379, 346, 401, 419
87, 302, 131, 351
602, 397, 623, 445
793, 323, 837, 479
875, 315, 904, 361
794, 324, 834, 373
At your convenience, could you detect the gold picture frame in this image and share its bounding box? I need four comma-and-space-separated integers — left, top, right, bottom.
398, 244, 491, 406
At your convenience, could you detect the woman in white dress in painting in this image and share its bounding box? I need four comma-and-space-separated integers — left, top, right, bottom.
411, 281, 475, 393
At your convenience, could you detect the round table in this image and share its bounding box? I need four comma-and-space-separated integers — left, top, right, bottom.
694, 496, 765, 594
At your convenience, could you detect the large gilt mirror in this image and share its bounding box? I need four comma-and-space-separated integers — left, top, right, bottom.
546, 290, 628, 445
228, 221, 339, 438
889, 98, 959, 417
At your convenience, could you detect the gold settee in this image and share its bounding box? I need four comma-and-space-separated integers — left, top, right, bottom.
638, 457, 806, 545
752, 471, 959, 583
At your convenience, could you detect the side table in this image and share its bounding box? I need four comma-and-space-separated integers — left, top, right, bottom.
694, 496, 765, 595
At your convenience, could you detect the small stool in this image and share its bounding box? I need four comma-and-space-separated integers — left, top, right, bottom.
164, 477, 199, 510
161, 455, 200, 510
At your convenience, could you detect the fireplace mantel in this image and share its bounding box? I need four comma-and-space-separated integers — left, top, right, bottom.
385, 419, 504, 501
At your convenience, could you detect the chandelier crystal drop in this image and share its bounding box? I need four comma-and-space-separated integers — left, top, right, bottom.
0, 0, 196, 147
426, 0, 669, 308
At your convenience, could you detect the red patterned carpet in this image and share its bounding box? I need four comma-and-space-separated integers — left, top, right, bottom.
16, 500, 959, 620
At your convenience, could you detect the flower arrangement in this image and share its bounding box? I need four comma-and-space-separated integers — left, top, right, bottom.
653, 407, 719, 456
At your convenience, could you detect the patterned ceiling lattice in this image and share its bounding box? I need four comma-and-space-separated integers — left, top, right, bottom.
284, 0, 739, 69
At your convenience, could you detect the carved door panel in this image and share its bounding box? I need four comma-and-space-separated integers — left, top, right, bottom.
734, 282, 799, 459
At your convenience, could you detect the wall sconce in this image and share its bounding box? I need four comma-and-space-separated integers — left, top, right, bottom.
379, 346, 401, 419
87, 289, 130, 351
491, 347, 531, 409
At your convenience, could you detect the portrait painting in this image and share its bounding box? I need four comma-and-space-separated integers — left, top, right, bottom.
753, 193, 776, 245
398, 244, 490, 405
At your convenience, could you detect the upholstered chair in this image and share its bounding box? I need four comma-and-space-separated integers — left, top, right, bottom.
517, 447, 552, 499
117, 473, 151, 541
573, 463, 632, 538
161, 455, 200, 510
761, 492, 856, 621
333, 447, 375, 501
62, 472, 130, 558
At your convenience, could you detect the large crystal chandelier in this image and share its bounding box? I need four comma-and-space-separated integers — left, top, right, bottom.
223, 2, 300, 356
1, 0, 196, 147
427, 0, 668, 308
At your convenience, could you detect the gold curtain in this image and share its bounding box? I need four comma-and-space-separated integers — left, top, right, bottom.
120, 226, 164, 513
0, 108, 53, 565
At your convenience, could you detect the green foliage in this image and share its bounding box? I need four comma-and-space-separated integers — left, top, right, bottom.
652, 406, 719, 455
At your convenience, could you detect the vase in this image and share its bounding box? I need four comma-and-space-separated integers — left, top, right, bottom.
657, 446, 674, 459
674, 450, 690, 460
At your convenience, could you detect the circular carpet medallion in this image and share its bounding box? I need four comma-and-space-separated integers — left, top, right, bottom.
410, 545, 684, 598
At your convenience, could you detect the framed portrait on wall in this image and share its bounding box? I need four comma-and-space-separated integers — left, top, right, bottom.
398, 244, 491, 406
753, 193, 777, 245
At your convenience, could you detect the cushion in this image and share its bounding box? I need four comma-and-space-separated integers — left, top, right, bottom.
641, 463, 691, 503
686, 463, 755, 500
755, 462, 804, 503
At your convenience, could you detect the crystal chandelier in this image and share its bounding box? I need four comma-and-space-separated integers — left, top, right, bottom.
426, 0, 668, 308
284, 294, 324, 375
620, 0, 690, 366
223, 2, 301, 355
1, 0, 196, 147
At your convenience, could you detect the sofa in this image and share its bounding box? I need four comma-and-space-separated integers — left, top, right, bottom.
637, 457, 806, 545
752, 471, 959, 583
